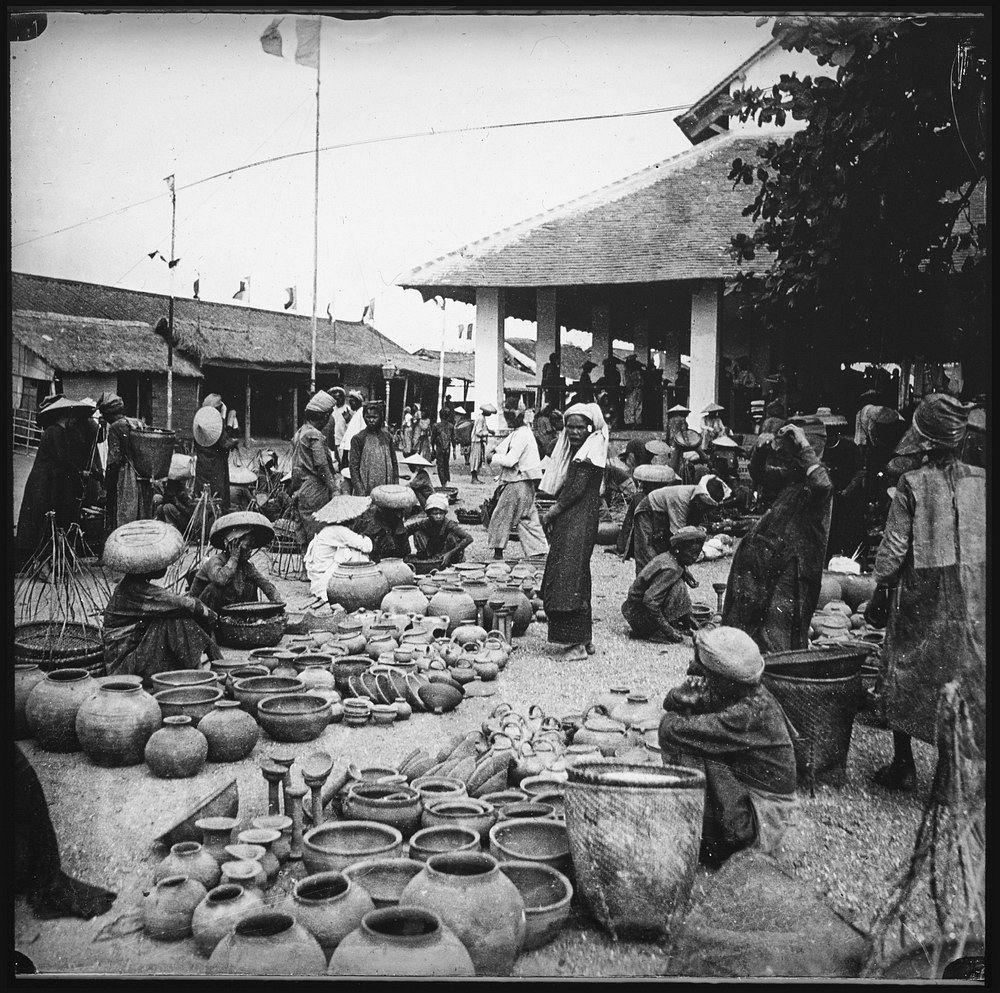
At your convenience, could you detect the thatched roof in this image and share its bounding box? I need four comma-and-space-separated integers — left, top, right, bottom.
12, 310, 202, 377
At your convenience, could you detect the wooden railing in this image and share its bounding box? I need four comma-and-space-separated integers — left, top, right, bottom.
13, 408, 42, 450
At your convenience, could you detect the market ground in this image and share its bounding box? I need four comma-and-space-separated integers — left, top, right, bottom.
14, 460, 940, 978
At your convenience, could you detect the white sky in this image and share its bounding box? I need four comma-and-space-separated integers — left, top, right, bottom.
10, 11, 767, 353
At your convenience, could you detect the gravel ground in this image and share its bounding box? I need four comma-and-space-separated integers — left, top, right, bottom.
15, 462, 941, 978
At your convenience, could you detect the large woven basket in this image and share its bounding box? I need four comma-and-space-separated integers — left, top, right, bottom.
216, 613, 287, 649
15, 621, 106, 675
129, 427, 176, 479
762, 646, 868, 785
563, 761, 705, 939
102, 520, 184, 574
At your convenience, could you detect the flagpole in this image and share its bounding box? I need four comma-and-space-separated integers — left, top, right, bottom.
166, 175, 176, 430
309, 19, 321, 395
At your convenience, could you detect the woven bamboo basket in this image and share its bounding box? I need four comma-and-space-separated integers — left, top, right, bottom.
15, 621, 106, 675
563, 761, 705, 939
216, 613, 287, 649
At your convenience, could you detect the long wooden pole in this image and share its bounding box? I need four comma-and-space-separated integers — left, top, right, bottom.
166, 175, 176, 429
309, 21, 322, 394
436, 298, 447, 417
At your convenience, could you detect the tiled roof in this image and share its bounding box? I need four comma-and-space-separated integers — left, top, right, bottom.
398, 131, 781, 292
13, 310, 202, 377
11, 272, 442, 380
412, 348, 536, 388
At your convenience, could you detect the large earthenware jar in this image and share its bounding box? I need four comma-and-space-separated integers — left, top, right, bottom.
283, 871, 375, 957
327, 561, 390, 613
381, 585, 429, 617
75, 678, 162, 767
427, 585, 477, 634
25, 667, 96, 753
378, 558, 416, 589
328, 906, 475, 977
143, 874, 208, 941
14, 664, 46, 739
400, 851, 526, 976
483, 583, 533, 636
155, 841, 222, 890
191, 883, 264, 957
365, 624, 399, 661
197, 699, 260, 762
208, 911, 327, 976
145, 715, 209, 778
840, 573, 877, 610
817, 572, 844, 610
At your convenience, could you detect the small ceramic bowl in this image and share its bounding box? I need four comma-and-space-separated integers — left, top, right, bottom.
407, 825, 481, 862
343, 857, 425, 908
154, 685, 224, 724
499, 860, 573, 950
371, 704, 397, 726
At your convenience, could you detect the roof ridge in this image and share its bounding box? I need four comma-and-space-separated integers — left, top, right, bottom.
13, 307, 149, 328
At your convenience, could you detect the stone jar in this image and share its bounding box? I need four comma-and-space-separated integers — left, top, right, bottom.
381, 584, 429, 617
191, 883, 264, 957
427, 585, 478, 634
197, 699, 260, 763
327, 562, 390, 613
451, 623, 489, 648
378, 557, 416, 589
328, 906, 474, 977
25, 667, 97, 753
196, 816, 240, 865
284, 871, 375, 957
14, 664, 46, 739
145, 716, 209, 778
155, 841, 222, 891
143, 874, 208, 941
400, 851, 526, 976
75, 678, 162, 767
208, 911, 327, 976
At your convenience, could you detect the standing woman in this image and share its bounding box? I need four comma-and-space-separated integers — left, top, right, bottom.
289, 390, 341, 543
400, 405, 415, 457
469, 402, 496, 483
538, 402, 608, 661
193, 393, 238, 512
97, 392, 143, 538
415, 406, 434, 461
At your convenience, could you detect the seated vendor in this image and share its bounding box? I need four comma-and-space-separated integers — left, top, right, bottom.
303, 494, 374, 600
401, 453, 436, 509
619, 463, 679, 558
103, 520, 224, 684
188, 512, 281, 612
659, 626, 797, 869
622, 527, 706, 643
353, 484, 414, 562
153, 455, 196, 533
406, 493, 473, 566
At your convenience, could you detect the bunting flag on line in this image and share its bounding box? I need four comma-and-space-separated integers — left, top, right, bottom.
326, 303, 333, 323
362, 298, 375, 324
260, 17, 319, 69
232, 277, 250, 301
167, 258, 180, 269
148, 250, 164, 261
164, 174, 175, 194
193, 278, 200, 300
284, 286, 297, 311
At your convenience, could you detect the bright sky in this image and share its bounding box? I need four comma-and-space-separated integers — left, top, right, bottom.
10, 11, 767, 352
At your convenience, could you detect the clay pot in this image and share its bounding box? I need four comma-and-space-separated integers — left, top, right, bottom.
451, 623, 489, 647
327, 562, 391, 613
499, 861, 573, 950
192, 884, 264, 957
410, 776, 468, 803
154, 685, 225, 724
221, 859, 267, 892
208, 911, 327, 975
841, 573, 877, 610
497, 801, 557, 822
393, 700, 413, 722
483, 583, 533, 636
421, 798, 497, 840
303, 821, 404, 875
366, 625, 399, 661
14, 664, 46, 740
143, 874, 208, 941
238, 829, 281, 884
73, 678, 161, 767
150, 669, 222, 694
332, 629, 367, 657
343, 785, 423, 837
817, 572, 844, 610
573, 708, 628, 757
329, 906, 474, 977
155, 841, 222, 890
197, 700, 260, 762
25, 668, 96, 752
428, 586, 478, 634
489, 818, 572, 876
484, 561, 511, 582
381, 584, 429, 618
252, 815, 293, 863
145, 716, 208, 778
416, 615, 451, 639
590, 685, 632, 715
473, 660, 500, 682
283, 871, 375, 957
608, 692, 661, 728
333, 655, 371, 694
231, 675, 304, 719
256, 693, 330, 742
342, 858, 425, 908
225, 665, 270, 695
196, 816, 240, 865
378, 557, 416, 588
400, 851, 526, 976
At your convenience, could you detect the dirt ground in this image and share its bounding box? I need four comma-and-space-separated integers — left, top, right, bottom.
14, 461, 941, 978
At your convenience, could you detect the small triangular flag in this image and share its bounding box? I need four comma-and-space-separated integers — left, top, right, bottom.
168, 258, 180, 269
284, 286, 297, 311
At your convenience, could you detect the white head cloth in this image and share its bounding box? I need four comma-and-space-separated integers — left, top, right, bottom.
540, 402, 609, 495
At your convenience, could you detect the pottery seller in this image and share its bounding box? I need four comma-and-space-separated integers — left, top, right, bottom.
188, 512, 281, 612
659, 626, 797, 869
353, 484, 415, 561
401, 452, 436, 509
405, 492, 474, 566
621, 528, 707, 644
102, 521, 225, 683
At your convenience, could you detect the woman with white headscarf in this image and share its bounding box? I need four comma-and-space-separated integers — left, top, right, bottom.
538, 402, 608, 661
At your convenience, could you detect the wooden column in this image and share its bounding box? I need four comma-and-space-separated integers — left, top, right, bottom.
688, 280, 723, 429
591, 303, 611, 360
244, 373, 252, 443
292, 385, 299, 427
474, 287, 505, 410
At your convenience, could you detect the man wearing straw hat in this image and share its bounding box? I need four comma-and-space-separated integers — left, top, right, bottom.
401, 452, 435, 509
153, 455, 196, 532
659, 626, 797, 868
355, 484, 414, 561
406, 492, 474, 566
193, 393, 239, 512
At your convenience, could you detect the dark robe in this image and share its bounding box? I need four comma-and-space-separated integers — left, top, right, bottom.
540, 461, 603, 645
408, 468, 434, 509
349, 427, 399, 496
194, 434, 237, 511
188, 550, 280, 612
823, 436, 864, 557
621, 551, 693, 639
723, 461, 832, 653
103, 416, 142, 537
355, 506, 409, 562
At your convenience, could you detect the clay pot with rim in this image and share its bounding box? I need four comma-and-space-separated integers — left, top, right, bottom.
499, 860, 573, 950
365, 625, 399, 661
197, 816, 240, 865
75, 677, 162, 767
221, 859, 267, 892
609, 692, 661, 728
327, 562, 390, 613
197, 699, 260, 762
302, 821, 404, 875
145, 715, 208, 778
154, 685, 225, 724
381, 584, 429, 617
25, 667, 96, 752
231, 675, 304, 719
378, 557, 416, 589
14, 664, 46, 740
342, 858, 425, 908
483, 583, 533, 636
427, 586, 478, 634
342, 784, 423, 837
328, 906, 474, 977
451, 622, 489, 647
143, 874, 208, 941
150, 668, 222, 694
410, 776, 468, 804
408, 825, 481, 863
238, 828, 282, 884
208, 911, 327, 976
252, 814, 293, 863
155, 841, 222, 890
283, 871, 375, 957
400, 851, 526, 976
191, 883, 264, 957
421, 798, 497, 839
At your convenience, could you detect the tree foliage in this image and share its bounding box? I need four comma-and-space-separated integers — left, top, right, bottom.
724, 15, 988, 376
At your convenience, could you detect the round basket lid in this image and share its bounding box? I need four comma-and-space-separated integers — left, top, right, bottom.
314, 494, 372, 524
634, 463, 678, 485
567, 760, 705, 789
371, 484, 418, 511
192, 406, 224, 447
643, 439, 671, 456
229, 465, 258, 486
103, 520, 184, 574
210, 511, 275, 549
674, 428, 703, 451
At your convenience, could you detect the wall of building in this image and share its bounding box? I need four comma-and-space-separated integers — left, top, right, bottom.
151, 374, 200, 438
60, 372, 118, 404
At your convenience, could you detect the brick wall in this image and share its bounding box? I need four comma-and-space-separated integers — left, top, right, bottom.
151, 374, 200, 439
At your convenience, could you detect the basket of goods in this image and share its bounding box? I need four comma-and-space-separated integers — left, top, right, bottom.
102, 519, 184, 574
405, 556, 443, 576
129, 427, 177, 479
15, 621, 105, 675
455, 509, 481, 525
762, 645, 869, 785
433, 486, 459, 505
371, 485, 418, 512
216, 603, 287, 649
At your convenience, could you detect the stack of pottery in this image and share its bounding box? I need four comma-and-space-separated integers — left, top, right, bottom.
344, 698, 372, 727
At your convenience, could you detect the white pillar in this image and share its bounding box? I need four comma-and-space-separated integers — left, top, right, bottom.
475, 287, 505, 410
536, 287, 559, 371
632, 317, 650, 361
688, 280, 722, 429
591, 304, 611, 360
